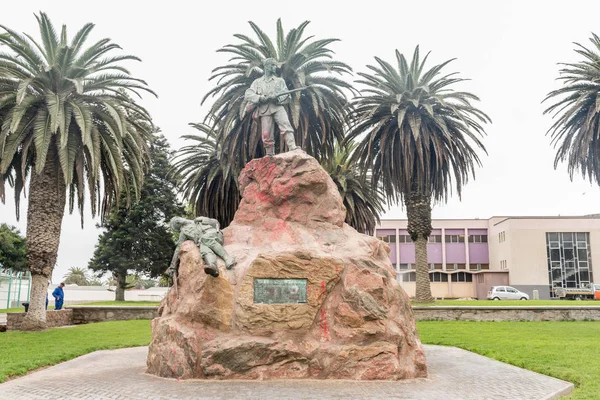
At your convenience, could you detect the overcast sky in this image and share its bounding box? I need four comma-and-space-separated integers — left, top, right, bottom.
2, 0, 600, 282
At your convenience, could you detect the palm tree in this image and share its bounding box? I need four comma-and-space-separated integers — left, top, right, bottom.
346, 47, 489, 302
172, 123, 240, 228
202, 19, 354, 172
0, 13, 155, 329
544, 33, 600, 184
321, 142, 385, 234
63, 266, 90, 286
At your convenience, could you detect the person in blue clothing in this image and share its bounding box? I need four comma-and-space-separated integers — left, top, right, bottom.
52, 282, 65, 310
46, 281, 50, 310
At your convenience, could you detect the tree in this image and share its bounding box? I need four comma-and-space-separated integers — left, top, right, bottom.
173, 123, 240, 228
0, 13, 155, 329
88, 276, 103, 286
0, 223, 27, 272
202, 19, 354, 172
544, 33, 600, 184
321, 142, 385, 234
63, 266, 90, 286
89, 134, 183, 300
127, 273, 157, 289
346, 47, 489, 302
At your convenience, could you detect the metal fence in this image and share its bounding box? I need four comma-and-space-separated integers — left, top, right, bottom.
0, 269, 31, 309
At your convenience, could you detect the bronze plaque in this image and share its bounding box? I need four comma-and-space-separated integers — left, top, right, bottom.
254, 278, 308, 304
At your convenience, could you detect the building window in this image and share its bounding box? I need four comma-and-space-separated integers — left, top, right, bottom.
500, 260, 507, 269
376, 233, 396, 243
471, 263, 489, 271
429, 272, 448, 282
451, 272, 473, 282
399, 263, 412, 270
445, 234, 465, 243
499, 231, 506, 242
398, 235, 413, 243
468, 234, 488, 243
401, 272, 416, 282
547, 232, 593, 296
428, 235, 442, 243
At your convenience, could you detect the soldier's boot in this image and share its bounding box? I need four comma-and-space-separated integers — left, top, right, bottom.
203, 253, 219, 278
225, 256, 237, 270
283, 131, 298, 151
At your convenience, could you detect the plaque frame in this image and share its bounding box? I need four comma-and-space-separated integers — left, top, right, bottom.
253, 278, 308, 304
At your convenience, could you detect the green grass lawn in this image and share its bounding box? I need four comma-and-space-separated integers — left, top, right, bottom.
0, 306, 54, 313
417, 321, 600, 400
1, 319, 597, 399
413, 299, 600, 307
0, 307, 26, 313
0, 320, 152, 383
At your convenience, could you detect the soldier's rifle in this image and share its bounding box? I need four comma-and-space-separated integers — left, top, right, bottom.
245, 85, 312, 116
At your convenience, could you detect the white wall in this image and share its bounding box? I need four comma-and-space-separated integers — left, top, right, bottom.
45, 285, 167, 306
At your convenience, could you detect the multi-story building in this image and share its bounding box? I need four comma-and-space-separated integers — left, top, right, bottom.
376, 215, 600, 299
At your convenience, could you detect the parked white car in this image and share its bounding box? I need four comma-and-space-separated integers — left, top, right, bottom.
487, 286, 529, 300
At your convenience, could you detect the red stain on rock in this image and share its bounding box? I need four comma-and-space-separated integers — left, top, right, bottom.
319, 281, 330, 341
233, 151, 346, 227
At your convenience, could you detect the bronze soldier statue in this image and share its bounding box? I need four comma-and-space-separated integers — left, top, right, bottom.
168, 216, 235, 278
244, 58, 300, 156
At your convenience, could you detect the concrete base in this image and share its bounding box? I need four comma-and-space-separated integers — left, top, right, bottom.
0, 346, 573, 399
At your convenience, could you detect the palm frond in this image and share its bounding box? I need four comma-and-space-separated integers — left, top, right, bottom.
171, 122, 240, 228
544, 33, 600, 185
0, 13, 155, 222
203, 20, 353, 174
347, 46, 489, 205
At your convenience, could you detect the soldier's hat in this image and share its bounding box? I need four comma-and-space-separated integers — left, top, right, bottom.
262, 58, 277, 67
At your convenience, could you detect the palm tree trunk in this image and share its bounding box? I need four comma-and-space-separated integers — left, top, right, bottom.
115, 272, 126, 301
405, 192, 434, 303
21, 145, 66, 331
414, 236, 433, 302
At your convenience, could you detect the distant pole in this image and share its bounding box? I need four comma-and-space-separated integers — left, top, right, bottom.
26, 271, 31, 302
7, 269, 13, 309
16, 271, 22, 305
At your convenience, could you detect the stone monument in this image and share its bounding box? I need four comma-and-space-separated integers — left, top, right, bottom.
147, 150, 427, 380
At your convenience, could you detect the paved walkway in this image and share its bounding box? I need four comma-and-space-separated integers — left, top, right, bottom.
0, 345, 572, 399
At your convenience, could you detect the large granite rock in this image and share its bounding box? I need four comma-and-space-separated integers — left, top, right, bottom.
147, 150, 427, 380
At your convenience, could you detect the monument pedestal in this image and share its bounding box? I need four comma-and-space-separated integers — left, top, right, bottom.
147, 150, 427, 380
